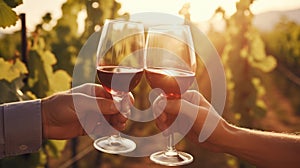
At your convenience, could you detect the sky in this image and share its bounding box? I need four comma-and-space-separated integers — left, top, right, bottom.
1, 0, 300, 33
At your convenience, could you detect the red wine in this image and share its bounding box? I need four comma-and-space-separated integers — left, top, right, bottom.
145, 67, 195, 99
97, 66, 144, 94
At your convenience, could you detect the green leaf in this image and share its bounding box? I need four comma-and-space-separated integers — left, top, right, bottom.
0, 58, 16, 81
14, 59, 28, 74
42, 50, 57, 66
3, 0, 22, 8
45, 140, 67, 158
27, 50, 49, 97
0, 0, 18, 28
47, 70, 71, 95
250, 55, 277, 72
0, 58, 27, 82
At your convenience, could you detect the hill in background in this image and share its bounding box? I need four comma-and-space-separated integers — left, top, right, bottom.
253, 8, 300, 31
197, 8, 300, 33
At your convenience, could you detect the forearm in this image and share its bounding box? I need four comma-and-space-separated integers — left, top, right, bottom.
0, 100, 42, 158
221, 123, 300, 167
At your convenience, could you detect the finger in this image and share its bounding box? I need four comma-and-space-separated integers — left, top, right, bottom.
70, 83, 98, 96
111, 113, 127, 127
149, 88, 164, 103
100, 114, 125, 132
82, 113, 100, 135
117, 113, 128, 123
159, 98, 202, 121
156, 112, 167, 123
152, 95, 167, 116
72, 93, 121, 115
124, 92, 134, 104
155, 119, 172, 136
94, 84, 112, 98
114, 122, 126, 131
155, 118, 168, 131
80, 127, 87, 136
182, 90, 210, 108
103, 113, 127, 124
182, 90, 201, 104
71, 83, 112, 98
153, 98, 180, 116
198, 95, 211, 109
120, 95, 133, 115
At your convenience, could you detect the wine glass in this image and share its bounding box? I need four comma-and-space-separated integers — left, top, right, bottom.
145, 24, 196, 166
94, 19, 145, 154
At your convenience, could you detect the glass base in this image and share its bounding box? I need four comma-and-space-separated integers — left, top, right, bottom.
93, 136, 136, 154
150, 150, 193, 166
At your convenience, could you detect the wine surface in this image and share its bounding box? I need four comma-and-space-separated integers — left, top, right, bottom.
145, 67, 195, 98
97, 66, 144, 94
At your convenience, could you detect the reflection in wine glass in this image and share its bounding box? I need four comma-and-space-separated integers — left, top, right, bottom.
94, 19, 144, 154
145, 24, 196, 166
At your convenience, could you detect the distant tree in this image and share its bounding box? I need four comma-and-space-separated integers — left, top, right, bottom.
262, 18, 300, 115
263, 17, 300, 78
218, 0, 277, 127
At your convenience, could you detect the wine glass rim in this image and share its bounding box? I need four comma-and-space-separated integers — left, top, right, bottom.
104, 19, 144, 25
147, 24, 190, 30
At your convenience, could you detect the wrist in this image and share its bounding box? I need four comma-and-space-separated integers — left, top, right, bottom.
206, 119, 237, 153
215, 121, 242, 154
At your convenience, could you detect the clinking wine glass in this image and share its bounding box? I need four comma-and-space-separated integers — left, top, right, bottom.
93, 19, 145, 154
144, 24, 196, 166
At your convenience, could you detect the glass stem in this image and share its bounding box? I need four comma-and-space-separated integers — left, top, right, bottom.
108, 94, 127, 146
108, 133, 123, 146
165, 133, 178, 156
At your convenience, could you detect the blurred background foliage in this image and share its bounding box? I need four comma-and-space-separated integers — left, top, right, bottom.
0, 0, 299, 167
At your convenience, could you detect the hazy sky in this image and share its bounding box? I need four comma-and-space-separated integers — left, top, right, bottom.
1, 0, 300, 33
118, 0, 300, 22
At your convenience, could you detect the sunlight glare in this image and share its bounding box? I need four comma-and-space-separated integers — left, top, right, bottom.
189, 0, 239, 21
117, 0, 240, 22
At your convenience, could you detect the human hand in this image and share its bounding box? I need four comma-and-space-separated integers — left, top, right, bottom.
154, 91, 300, 167
41, 83, 133, 140
153, 90, 227, 152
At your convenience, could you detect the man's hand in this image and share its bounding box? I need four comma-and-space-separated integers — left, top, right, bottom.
41, 83, 132, 140
153, 90, 227, 152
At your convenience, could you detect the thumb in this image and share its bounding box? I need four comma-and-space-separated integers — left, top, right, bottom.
182, 90, 201, 105
152, 95, 167, 118
72, 93, 120, 115
163, 98, 200, 120
119, 94, 134, 116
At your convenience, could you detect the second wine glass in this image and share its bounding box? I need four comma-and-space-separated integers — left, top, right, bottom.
94, 19, 145, 154
145, 24, 196, 166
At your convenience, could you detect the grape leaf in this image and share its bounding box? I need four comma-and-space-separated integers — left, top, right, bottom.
0, 0, 18, 28
14, 59, 28, 74
0, 58, 28, 82
3, 0, 22, 8
47, 70, 71, 95
42, 50, 57, 65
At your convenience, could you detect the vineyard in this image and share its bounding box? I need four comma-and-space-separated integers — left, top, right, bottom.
0, 0, 300, 167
